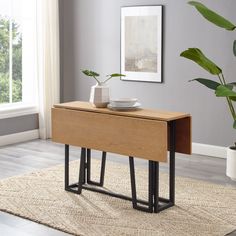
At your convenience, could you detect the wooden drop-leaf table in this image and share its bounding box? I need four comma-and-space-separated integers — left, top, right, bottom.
52, 101, 191, 213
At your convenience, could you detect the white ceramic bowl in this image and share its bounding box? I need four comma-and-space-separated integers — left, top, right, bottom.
110, 98, 138, 107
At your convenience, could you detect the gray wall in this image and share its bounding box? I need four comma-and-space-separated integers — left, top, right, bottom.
60, 0, 236, 146
0, 114, 39, 136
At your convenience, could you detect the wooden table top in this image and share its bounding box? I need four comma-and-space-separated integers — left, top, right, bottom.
54, 101, 190, 122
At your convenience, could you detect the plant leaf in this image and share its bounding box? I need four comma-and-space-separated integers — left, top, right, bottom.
189, 78, 220, 90
221, 84, 235, 99
180, 48, 222, 75
215, 85, 236, 97
107, 73, 126, 77
233, 120, 236, 129
233, 40, 236, 57
82, 69, 100, 77
228, 82, 236, 87
188, 1, 236, 31
225, 82, 236, 90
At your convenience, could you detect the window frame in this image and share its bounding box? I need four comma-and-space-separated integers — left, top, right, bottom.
0, 0, 38, 119
0, 103, 38, 119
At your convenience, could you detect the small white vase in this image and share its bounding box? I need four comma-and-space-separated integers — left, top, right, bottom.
89, 83, 110, 108
226, 147, 236, 181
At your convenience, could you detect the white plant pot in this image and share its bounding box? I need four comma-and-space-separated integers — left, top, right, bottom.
89, 83, 110, 108
226, 147, 236, 181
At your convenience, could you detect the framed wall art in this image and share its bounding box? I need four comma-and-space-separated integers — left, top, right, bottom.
121, 6, 163, 82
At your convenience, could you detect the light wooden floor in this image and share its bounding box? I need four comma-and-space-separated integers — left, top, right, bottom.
0, 139, 235, 236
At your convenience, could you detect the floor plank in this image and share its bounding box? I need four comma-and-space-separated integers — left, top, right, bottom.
0, 139, 235, 236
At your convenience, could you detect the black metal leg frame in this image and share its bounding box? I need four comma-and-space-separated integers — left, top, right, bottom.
65, 121, 176, 213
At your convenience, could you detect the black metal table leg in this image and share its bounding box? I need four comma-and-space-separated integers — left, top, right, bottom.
148, 161, 154, 213
129, 157, 159, 213
153, 161, 159, 213
78, 148, 86, 194
65, 144, 69, 190
86, 149, 91, 183
64, 122, 176, 213
87, 149, 106, 187
169, 121, 176, 204
129, 156, 137, 209
100, 151, 106, 186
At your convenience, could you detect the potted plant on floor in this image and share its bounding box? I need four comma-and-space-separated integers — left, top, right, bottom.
180, 1, 236, 181
82, 70, 125, 108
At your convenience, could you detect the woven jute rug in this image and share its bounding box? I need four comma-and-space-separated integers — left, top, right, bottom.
0, 159, 235, 236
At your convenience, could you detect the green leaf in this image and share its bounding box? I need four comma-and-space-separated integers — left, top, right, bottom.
107, 73, 126, 77
233, 40, 236, 57
180, 48, 222, 75
228, 82, 236, 87
188, 1, 236, 31
215, 85, 236, 97
225, 82, 236, 90
189, 78, 220, 90
82, 69, 100, 77
228, 81, 236, 101
233, 120, 236, 129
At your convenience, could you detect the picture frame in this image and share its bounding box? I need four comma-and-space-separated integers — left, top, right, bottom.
121, 6, 163, 83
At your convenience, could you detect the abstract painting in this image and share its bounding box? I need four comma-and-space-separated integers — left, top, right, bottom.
121, 6, 163, 82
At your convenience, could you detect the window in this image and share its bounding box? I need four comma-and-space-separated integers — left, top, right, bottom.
0, 0, 38, 117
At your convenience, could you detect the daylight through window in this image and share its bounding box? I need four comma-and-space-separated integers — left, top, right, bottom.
0, 0, 37, 107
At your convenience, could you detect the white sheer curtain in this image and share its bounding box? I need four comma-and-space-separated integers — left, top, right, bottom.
37, 0, 60, 139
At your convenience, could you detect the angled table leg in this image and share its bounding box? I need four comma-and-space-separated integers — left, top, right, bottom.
64, 119, 176, 214
129, 157, 157, 213
77, 148, 86, 194
169, 120, 176, 205
87, 149, 106, 187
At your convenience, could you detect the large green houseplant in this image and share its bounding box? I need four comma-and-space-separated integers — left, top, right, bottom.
180, 1, 236, 180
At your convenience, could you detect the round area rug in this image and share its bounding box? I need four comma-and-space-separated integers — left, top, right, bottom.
0, 159, 235, 236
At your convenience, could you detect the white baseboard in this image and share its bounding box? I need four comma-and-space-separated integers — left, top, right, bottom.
192, 142, 227, 159
0, 129, 39, 147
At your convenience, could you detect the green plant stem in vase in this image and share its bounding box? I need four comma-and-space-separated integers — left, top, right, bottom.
82, 70, 125, 86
